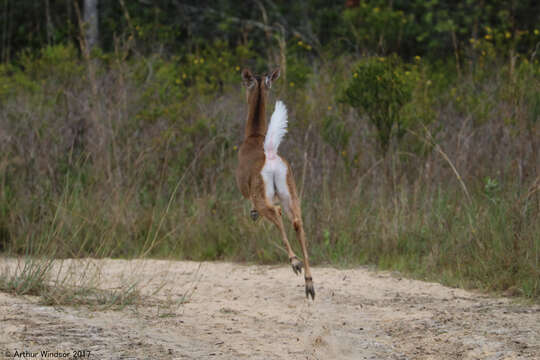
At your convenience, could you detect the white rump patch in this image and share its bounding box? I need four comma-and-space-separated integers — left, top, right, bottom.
260, 156, 291, 209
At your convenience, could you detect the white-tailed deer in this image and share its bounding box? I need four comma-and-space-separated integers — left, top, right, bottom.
236, 68, 315, 300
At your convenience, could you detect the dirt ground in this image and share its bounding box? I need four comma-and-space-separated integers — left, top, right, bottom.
0, 259, 539, 359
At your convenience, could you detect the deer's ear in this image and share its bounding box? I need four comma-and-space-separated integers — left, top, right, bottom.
269, 68, 280, 82
242, 69, 254, 87
264, 68, 280, 88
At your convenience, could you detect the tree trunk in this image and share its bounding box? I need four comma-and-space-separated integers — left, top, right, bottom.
83, 0, 98, 50
2, 0, 9, 62
45, 0, 53, 45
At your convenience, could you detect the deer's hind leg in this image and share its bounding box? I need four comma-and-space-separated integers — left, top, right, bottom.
275, 162, 315, 300
251, 174, 302, 275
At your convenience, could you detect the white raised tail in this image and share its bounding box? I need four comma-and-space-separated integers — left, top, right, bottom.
264, 100, 288, 160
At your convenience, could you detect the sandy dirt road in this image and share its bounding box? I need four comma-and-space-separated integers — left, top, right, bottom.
0, 260, 539, 359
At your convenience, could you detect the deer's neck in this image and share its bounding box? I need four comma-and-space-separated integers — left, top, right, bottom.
245, 91, 266, 138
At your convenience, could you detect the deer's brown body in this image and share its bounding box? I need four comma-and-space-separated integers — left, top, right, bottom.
236, 69, 315, 299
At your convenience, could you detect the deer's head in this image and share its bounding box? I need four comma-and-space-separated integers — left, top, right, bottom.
241, 68, 280, 103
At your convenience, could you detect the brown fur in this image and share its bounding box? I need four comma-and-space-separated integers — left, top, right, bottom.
235, 68, 315, 299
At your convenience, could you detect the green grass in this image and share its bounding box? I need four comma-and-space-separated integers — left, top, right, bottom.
0, 257, 143, 309
0, 257, 54, 296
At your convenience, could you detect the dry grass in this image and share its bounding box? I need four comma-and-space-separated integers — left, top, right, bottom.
0, 46, 538, 300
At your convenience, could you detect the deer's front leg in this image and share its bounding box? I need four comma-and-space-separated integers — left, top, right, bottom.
250, 209, 259, 221
289, 255, 303, 275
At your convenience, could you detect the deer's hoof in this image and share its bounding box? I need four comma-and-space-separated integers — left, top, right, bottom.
290, 256, 303, 275
305, 277, 315, 300
250, 209, 259, 221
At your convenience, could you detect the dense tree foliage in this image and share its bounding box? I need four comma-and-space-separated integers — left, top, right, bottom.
2, 1, 539, 62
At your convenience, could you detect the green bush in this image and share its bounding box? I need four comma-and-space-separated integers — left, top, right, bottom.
341, 55, 415, 153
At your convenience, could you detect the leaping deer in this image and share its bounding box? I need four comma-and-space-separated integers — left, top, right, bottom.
236, 68, 315, 300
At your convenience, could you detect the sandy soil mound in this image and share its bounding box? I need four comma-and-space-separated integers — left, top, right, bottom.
1, 260, 539, 359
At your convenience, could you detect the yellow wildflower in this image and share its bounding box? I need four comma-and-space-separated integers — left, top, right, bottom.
353, 72, 358, 78
535, 29, 539, 36
182, 73, 187, 79
235, 66, 240, 71
414, 55, 421, 62
505, 31, 511, 39
289, 82, 295, 87
327, 106, 332, 110
484, 34, 492, 40
298, 41, 303, 46
233, 145, 238, 151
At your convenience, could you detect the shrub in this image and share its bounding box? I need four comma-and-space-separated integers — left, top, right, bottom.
341, 55, 415, 153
